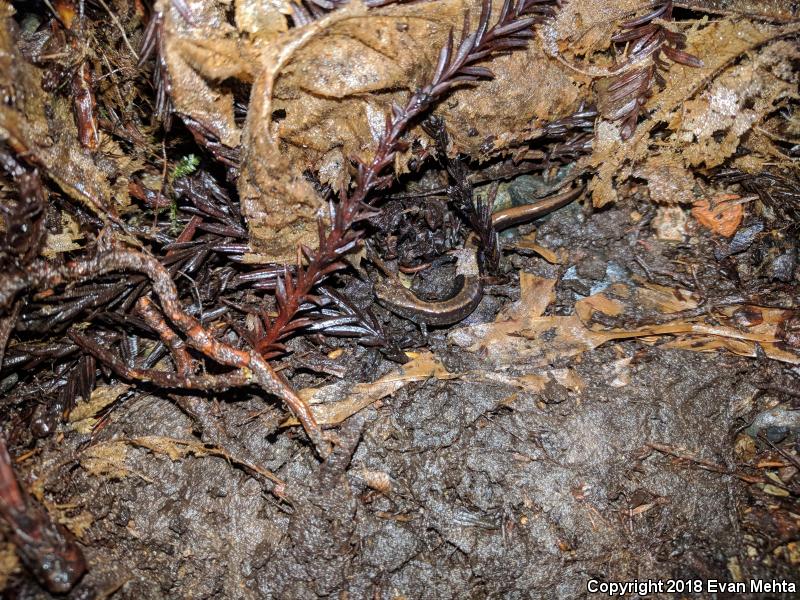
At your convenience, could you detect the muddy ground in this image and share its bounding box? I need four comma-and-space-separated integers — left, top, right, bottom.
5, 195, 798, 599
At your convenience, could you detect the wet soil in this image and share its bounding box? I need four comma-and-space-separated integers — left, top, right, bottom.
6, 197, 798, 599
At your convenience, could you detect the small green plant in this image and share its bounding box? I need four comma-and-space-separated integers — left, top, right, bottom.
170, 153, 199, 182
168, 154, 199, 233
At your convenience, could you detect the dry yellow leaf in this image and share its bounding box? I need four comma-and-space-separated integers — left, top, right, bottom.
80, 441, 132, 480
513, 237, 564, 264
589, 19, 800, 208
60, 510, 94, 539
0, 9, 123, 221
69, 383, 131, 433
284, 350, 455, 426
42, 212, 84, 259
762, 483, 790, 497
450, 274, 799, 368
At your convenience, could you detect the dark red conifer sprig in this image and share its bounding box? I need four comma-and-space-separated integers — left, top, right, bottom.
252, 0, 560, 358
601, 1, 703, 139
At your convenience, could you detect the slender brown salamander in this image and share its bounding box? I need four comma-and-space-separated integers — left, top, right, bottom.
375, 186, 583, 325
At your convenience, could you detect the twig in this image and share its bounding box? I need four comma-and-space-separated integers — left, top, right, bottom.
648, 442, 765, 484
95, 0, 139, 60
0, 435, 86, 593
599, 1, 703, 138
0, 301, 20, 370
136, 297, 193, 377
1, 241, 331, 457
424, 115, 501, 273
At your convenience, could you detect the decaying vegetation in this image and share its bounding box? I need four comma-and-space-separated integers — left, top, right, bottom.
0, 0, 798, 596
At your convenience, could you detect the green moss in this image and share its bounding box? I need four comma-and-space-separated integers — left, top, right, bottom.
170, 154, 200, 182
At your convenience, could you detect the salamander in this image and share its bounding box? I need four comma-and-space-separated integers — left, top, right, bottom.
375, 186, 583, 325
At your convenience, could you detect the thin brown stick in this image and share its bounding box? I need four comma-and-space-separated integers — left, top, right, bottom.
648, 442, 766, 484
69, 330, 249, 390
0, 301, 20, 370
136, 296, 193, 377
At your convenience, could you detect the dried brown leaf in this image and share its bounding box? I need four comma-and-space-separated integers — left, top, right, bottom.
449, 275, 800, 367
691, 194, 744, 237
81, 436, 282, 486
285, 348, 586, 426
588, 19, 800, 208
60, 511, 94, 539
283, 350, 455, 426
633, 155, 697, 205
678, 0, 799, 22
675, 40, 799, 169
80, 442, 134, 480
68, 383, 130, 434
41, 213, 84, 259
163, 0, 586, 261
0, 542, 19, 590
162, 0, 258, 147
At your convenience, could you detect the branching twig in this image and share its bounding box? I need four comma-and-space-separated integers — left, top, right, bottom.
0, 242, 332, 456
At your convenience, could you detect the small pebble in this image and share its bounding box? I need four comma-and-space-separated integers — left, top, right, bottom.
576, 253, 608, 281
